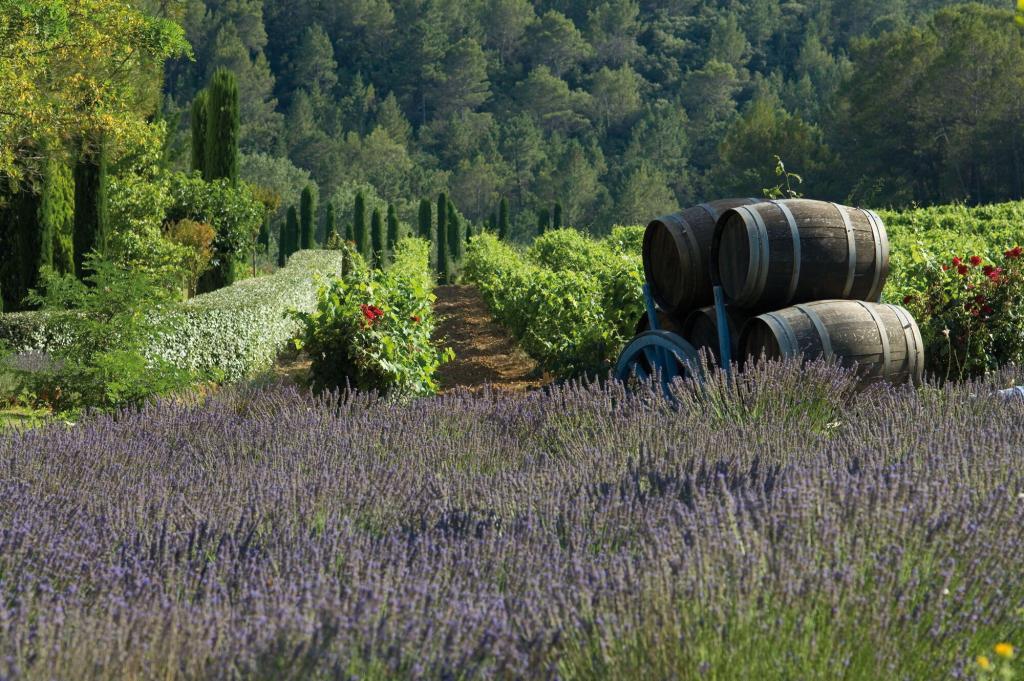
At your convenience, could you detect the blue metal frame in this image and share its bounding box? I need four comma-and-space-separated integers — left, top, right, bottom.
713, 285, 732, 377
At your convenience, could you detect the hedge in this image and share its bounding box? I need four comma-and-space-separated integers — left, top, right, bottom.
0, 250, 344, 382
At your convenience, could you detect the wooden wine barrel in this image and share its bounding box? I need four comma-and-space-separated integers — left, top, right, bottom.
643, 198, 759, 315
739, 300, 924, 387
680, 306, 750, 364
634, 310, 685, 336
711, 199, 889, 311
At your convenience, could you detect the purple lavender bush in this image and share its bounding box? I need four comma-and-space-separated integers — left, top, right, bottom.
1, 360, 1022, 679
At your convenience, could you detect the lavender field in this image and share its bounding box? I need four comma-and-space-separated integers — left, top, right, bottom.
1, 362, 1023, 679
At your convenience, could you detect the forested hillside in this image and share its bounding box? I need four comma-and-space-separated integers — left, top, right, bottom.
161, 0, 1020, 237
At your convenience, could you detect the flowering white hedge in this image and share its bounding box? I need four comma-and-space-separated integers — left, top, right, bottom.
0, 250, 344, 382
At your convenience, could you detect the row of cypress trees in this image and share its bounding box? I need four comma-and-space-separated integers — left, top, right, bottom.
0, 139, 108, 312
276, 189, 403, 271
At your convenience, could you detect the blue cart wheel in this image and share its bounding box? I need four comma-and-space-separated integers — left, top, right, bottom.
615, 330, 701, 396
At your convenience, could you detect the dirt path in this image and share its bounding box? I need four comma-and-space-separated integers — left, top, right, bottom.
433, 285, 547, 392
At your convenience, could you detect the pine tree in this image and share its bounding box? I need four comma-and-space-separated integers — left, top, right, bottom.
498, 197, 510, 240
285, 206, 299, 258
353, 191, 368, 259
190, 90, 208, 175
300, 184, 316, 249
73, 138, 109, 279
386, 204, 399, 260
325, 202, 338, 243
204, 68, 240, 183
447, 199, 464, 271
371, 208, 385, 268
436, 193, 449, 280
553, 202, 563, 229
418, 198, 432, 240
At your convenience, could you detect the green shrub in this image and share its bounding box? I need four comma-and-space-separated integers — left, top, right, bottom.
293, 239, 451, 396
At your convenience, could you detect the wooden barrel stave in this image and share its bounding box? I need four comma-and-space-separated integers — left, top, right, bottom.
643, 198, 759, 315
712, 199, 890, 311
739, 300, 923, 387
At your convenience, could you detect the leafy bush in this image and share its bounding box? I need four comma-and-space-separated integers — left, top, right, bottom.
165, 171, 265, 265
901, 248, 1024, 380
9, 256, 197, 412
293, 239, 451, 396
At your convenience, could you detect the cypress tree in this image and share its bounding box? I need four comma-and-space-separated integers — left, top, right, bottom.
447, 200, 464, 268
466, 221, 474, 244
325, 202, 337, 243
537, 208, 550, 236
386, 204, 400, 258
344, 222, 354, 243
285, 206, 299, 258
258, 215, 271, 253
300, 184, 316, 249
488, 212, 497, 232
436, 193, 448, 278
190, 90, 208, 176
371, 208, 385, 268
0, 181, 45, 311
353, 192, 368, 259
277, 221, 287, 267
417, 198, 432, 241
204, 68, 239, 183
42, 160, 75, 275
553, 202, 563, 229
498, 197, 509, 241
73, 138, 109, 279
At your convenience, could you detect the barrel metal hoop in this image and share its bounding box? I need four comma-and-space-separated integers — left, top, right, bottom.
761, 312, 799, 358
891, 304, 923, 383
863, 210, 885, 302
769, 200, 801, 303
746, 206, 771, 304
700, 202, 721, 222
795, 304, 833, 360
834, 203, 857, 298
857, 301, 890, 377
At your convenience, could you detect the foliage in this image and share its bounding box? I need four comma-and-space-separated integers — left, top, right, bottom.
165, 171, 264, 266
12, 254, 196, 413
1, 250, 346, 386
901, 249, 1024, 381
71, 138, 109, 278
0, 0, 189, 182
293, 239, 450, 395
165, 219, 215, 298
466, 230, 643, 376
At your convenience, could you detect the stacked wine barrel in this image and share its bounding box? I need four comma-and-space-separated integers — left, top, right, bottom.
638, 198, 925, 388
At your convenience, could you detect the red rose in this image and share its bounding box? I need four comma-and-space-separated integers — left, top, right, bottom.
1006, 246, 1023, 260
982, 305, 994, 315
902, 295, 913, 305
975, 294, 986, 304
983, 265, 995, 276
970, 307, 980, 317
988, 267, 1003, 282
970, 255, 983, 266
360, 304, 375, 321
952, 257, 962, 266
941, 264, 950, 271
411, 315, 421, 323
957, 264, 970, 275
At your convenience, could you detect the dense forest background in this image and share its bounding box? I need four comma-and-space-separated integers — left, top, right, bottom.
155, 0, 1022, 236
